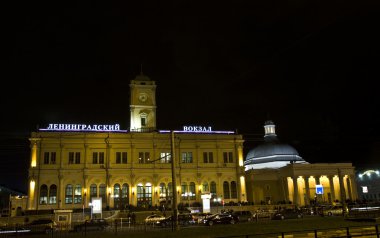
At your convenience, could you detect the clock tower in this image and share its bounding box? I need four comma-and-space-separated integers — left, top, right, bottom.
129, 73, 157, 132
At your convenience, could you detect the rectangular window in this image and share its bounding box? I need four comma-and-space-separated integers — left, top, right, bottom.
93, 152, 98, 164
51, 152, 56, 164
44, 152, 49, 164
75, 152, 80, 164
116, 152, 121, 164
141, 117, 146, 126
122, 152, 127, 164
99, 152, 104, 164
116, 152, 128, 164
203, 152, 214, 163
223, 152, 233, 163
44, 152, 57, 164
181, 152, 193, 163
68, 152, 74, 164
93, 152, 105, 164
138, 152, 150, 163
160, 152, 171, 163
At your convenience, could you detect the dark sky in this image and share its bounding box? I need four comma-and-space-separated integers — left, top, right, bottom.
2, 1, 380, 193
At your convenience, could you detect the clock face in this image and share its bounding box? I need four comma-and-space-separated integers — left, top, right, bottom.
138, 93, 148, 102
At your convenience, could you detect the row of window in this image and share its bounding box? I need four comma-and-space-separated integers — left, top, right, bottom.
43, 151, 235, 165
38, 181, 239, 205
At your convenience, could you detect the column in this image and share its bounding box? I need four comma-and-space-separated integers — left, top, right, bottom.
349, 175, 359, 201
29, 140, 38, 168
282, 177, 290, 203
293, 176, 299, 206
107, 175, 112, 208
60, 144, 64, 169
58, 174, 64, 209
130, 173, 136, 206
346, 176, 353, 201
304, 177, 311, 206
83, 175, 88, 208
338, 173, 346, 203
328, 175, 336, 203
27, 177, 36, 210
84, 144, 89, 169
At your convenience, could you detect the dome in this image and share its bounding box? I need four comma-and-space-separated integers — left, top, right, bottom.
244, 121, 307, 170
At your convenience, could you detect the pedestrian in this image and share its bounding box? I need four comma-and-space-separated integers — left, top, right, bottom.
131, 212, 136, 224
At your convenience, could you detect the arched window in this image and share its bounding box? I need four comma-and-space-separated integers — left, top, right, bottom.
90, 184, 97, 201
114, 184, 121, 209
181, 182, 187, 197
65, 184, 73, 204
136, 183, 152, 207
210, 181, 217, 199
39, 184, 48, 205
114, 184, 121, 198
49, 184, 57, 204
74, 185, 82, 204
99, 184, 106, 204
231, 181, 237, 199
122, 184, 129, 199
202, 182, 209, 192
189, 182, 196, 200
121, 183, 129, 208
223, 181, 230, 199
159, 183, 167, 200
168, 182, 173, 197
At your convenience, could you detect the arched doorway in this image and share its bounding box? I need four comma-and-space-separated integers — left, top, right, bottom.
137, 183, 152, 208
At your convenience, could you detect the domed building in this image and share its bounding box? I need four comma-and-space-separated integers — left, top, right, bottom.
244, 120, 307, 170
245, 121, 358, 206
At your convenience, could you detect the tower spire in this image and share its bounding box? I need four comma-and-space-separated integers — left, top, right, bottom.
140, 63, 143, 75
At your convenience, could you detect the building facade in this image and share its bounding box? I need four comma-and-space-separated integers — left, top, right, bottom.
244, 121, 358, 206
27, 74, 246, 211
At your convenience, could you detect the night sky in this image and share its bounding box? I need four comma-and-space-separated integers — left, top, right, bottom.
2, 1, 380, 193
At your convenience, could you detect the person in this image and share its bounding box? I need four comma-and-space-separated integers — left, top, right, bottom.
131, 212, 136, 224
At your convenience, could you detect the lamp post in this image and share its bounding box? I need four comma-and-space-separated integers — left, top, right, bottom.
83, 190, 87, 220
170, 131, 179, 230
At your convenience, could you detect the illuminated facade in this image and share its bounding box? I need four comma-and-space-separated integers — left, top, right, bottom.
27, 74, 246, 211
245, 121, 358, 206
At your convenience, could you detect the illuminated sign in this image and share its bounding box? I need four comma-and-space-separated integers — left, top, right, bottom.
40, 124, 127, 132
316, 185, 324, 195
362, 186, 368, 193
183, 126, 212, 132
91, 198, 102, 214
159, 126, 234, 134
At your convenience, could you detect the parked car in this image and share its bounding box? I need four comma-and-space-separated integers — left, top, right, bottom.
321, 205, 344, 216
192, 212, 213, 224
301, 206, 315, 215
73, 219, 110, 232
144, 214, 166, 224
156, 214, 197, 227
202, 213, 239, 226
26, 218, 58, 234
232, 211, 254, 222
272, 209, 303, 220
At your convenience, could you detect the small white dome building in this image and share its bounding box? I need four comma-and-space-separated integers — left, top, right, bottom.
244, 120, 307, 170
